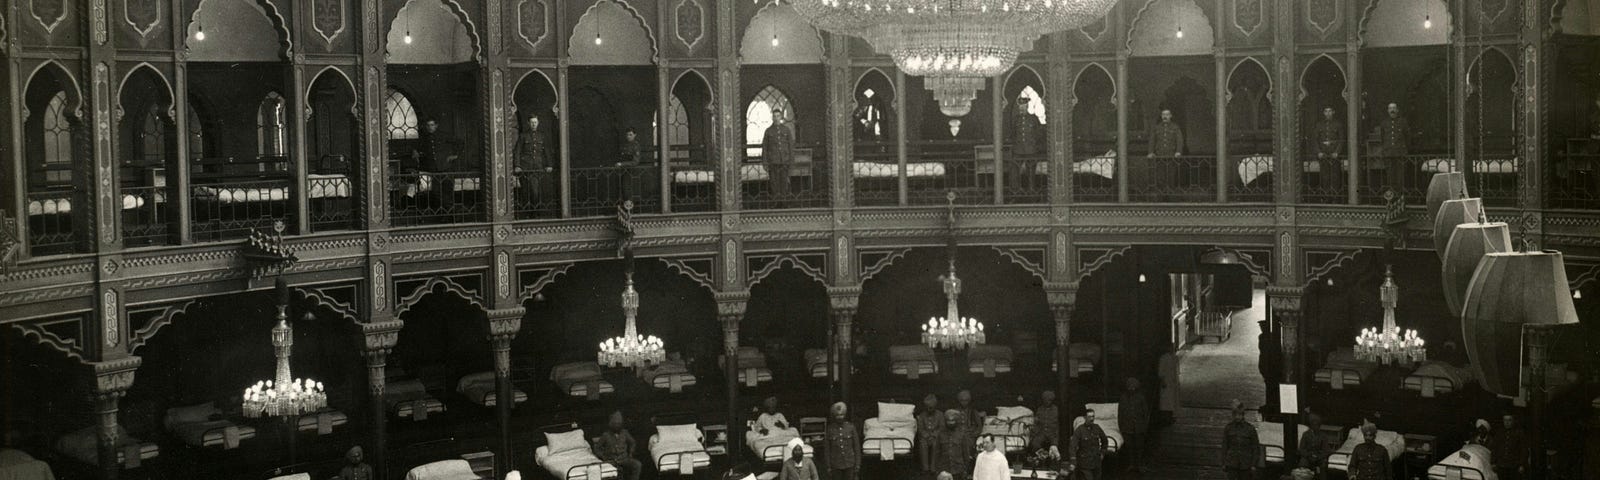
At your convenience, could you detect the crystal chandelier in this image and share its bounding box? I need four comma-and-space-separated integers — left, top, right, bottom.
598, 266, 665, 369
242, 279, 327, 418
923, 191, 986, 350
1354, 265, 1426, 365
794, 0, 1117, 117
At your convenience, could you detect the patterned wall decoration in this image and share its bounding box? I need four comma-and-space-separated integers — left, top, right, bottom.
10, 317, 87, 363
124, 0, 162, 41
516, 0, 548, 50
91, 0, 107, 44
495, 251, 510, 299
371, 260, 387, 312
93, 63, 115, 245
393, 275, 488, 318
746, 252, 828, 287
516, 264, 571, 301
1080, 15, 1110, 42
32, 0, 69, 35
102, 290, 118, 348
1480, 0, 1508, 26
659, 257, 716, 291
1305, 0, 1340, 39
723, 238, 739, 287
858, 248, 910, 282
675, 0, 704, 50
1234, 0, 1264, 36
992, 246, 1048, 281
313, 0, 346, 47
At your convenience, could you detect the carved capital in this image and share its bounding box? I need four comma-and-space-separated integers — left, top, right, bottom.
362, 320, 403, 358
714, 290, 750, 320
1266, 286, 1303, 313
1044, 281, 1079, 308
90, 356, 141, 400
827, 286, 862, 315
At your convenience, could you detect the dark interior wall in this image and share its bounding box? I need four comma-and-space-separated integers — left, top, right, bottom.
855, 248, 1049, 357
1551, 39, 1600, 151
670, 72, 714, 161
744, 268, 829, 348
187, 63, 288, 159
387, 64, 483, 168
1302, 251, 1461, 366
1, 320, 94, 445
1226, 60, 1274, 154
515, 258, 718, 375
1465, 50, 1519, 154
568, 66, 657, 168
1298, 57, 1347, 156
906, 76, 996, 142
307, 72, 358, 169
1073, 66, 1117, 154
393, 293, 494, 382
1361, 46, 1452, 154
741, 65, 827, 148
1128, 57, 1216, 155
117, 70, 175, 169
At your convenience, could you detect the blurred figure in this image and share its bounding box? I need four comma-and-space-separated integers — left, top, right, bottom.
1492, 414, 1527, 480
1221, 402, 1261, 480
936, 410, 976, 480
1298, 413, 1335, 478
593, 411, 641, 480
335, 445, 372, 480
1117, 377, 1150, 471
918, 393, 947, 472
1031, 390, 1059, 450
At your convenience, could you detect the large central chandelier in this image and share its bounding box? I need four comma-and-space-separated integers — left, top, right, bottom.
923, 191, 986, 350
794, 0, 1117, 117
599, 262, 665, 369
1354, 265, 1426, 365
243, 279, 328, 418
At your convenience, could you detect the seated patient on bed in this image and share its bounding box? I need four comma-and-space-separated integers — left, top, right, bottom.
1347, 423, 1390, 480
593, 411, 642, 480
754, 396, 799, 439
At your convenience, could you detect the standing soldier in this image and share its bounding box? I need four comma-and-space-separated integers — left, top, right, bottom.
823, 402, 859, 480
762, 108, 796, 200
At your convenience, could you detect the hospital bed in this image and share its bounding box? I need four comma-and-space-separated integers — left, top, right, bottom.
1070, 403, 1122, 453
746, 417, 812, 463
1427, 444, 1496, 480
403, 459, 480, 480
1255, 422, 1310, 464
978, 406, 1034, 453
649, 424, 712, 476
851, 162, 947, 178
295, 408, 348, 435
535, 426, 619, 480
1314, 349, 1378, 390
1403, 361, 1476, 398
889, 345, 938, 380
862, 402, 917, 461
551, 361, 614, 400
719, 346, 773, 387
385, 379, 446, 421
967, 344, 1013, 378
638, 359, 696, 393
163, 402, 257, 449
54, 425, 159, 468
1051, 342, 1101, 378
0, 449, 54, 480
1326, 427, 1405, 473
805, 348, 836, 379
456, 371, 528, 407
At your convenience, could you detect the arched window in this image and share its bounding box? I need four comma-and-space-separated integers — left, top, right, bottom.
745, 86, 793, 158
187, 103, 206, 160
41, 92, 74, 183
654, 95, 690, 161
1018, 85, 1047, 124
383, 88, 419, 141
257, 92, 287, 156
138, 105, 167, 165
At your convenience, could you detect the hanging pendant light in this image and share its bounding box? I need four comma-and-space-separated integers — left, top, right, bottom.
1442, 221, 1511, 317
195, 23, 206, 41
1461, 250, 1580, 396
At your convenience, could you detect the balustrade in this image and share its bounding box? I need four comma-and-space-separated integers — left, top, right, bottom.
744, 148, 829, 210
850, 146, 899, 207
387, 171, 484, 226
1228, 154, 1275, 203
513, 170, 561, 219
191, 179, 295, 240
569, 164, 661, 217
120, 184, 175, 246
24, 190, 76, 256
1001, 155, 1050, 204
907, 141, 994, 205
307, 173, 357, 232
1071, 151, 1118, 203
1129, 155, 1216, 202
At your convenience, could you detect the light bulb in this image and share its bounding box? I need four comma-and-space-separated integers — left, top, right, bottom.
403, 31, 412, 44
594, 34, 603, 45
1176, 27, 1184, 39
1326, 278, 1334, 286
195, 26, 206, 41
771, 34, 779, 47
1575, 290, 1583, 299
1423, 15, 1432, 29
1138, 274, 1147, 283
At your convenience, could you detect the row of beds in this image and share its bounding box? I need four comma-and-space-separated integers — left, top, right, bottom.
1257, 422, 1496, 480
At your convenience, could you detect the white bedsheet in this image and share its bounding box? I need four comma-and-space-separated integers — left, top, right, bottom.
978, 411, 1033, 453
1422, 158, 1519, 174
648, 436, 710, 474
536, 445, 619, 480
890, 344, 938, 379
673, 165, 772, 184
1256, 422, 1310, 463
552, 361, 613, 400
805, 349, 833, 378
1428, 444, 1496, 480
1076, 152, 1117, 180
861, 418, 916, 460
747, 431, 812, 462
28, 194, 155, 216
967, 345, 1014, 378
1315, 349, 1377, 390
1404, 361, 1476, 397
1237, 156, 1274, 184
404, 459, 479, 480
456, 372, 527, 407
1327, 428, 1404, 471
852, 162, 946, 178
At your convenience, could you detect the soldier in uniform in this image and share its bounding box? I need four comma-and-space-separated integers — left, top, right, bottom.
515, 114, 553, 204
1312, 106, 1345, 192
936, 410, 976, 480
593, 411, 642, 480
854, 89, 886, 141
1067, 408, 1108, 480
917, 393, 947, 473
1012, 96, 1043, 156
1346, 423, 1392, 480
1373, 103, 1411, 189
1118, 377, 1151, 471
1297, 413, 1336, 478
823, 402, 859, 480
1221, 402, 1261, 480
1491, 414, 1527, 480
1147, 109, 1185, 198
335, 446, 373, 480
956, 389, 985, 433
1030, 390, 1060, 450
762, 109, 795, 200
415, 119, 454, 172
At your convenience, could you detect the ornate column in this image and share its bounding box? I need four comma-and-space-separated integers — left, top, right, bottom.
487, 307, 524, 473
361, 321, 400, 480
828, 287, 861, 404
1045, 283, 1077, 421
1047, 33, 1074, 206
1273, 0, 1300, 205
1115, 50, 1130, 203
359, 0, 389, 229
714, 0, 742, 213
826, 33, 853, 210
1518, 0, 1548, 238
89, 357, 139, 480
1524, 324, 1556, 478
715, 292, 748, 455
485, 0, 513, 224
1267, 286, 1303, 465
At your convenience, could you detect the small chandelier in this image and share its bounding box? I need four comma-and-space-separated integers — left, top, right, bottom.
1354, 265, 1426, 365
794, 0, 1117, 117
923, 191, 985, 350
243, 278, 327, 418
598, 259, 665, 369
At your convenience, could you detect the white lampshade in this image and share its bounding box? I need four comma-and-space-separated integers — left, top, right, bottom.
1461, 250, 1580, 396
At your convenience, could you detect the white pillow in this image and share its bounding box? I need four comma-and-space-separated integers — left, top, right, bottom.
1085, 403, 1118, 421
545, 430, 588, 455
877, 402, 916, 424
995, 406, 1033, 422
658, 424, 701, 444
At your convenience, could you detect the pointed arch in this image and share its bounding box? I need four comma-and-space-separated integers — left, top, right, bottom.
257, 91, 287, 156
740, 3, 825, 64
568, 0, 658, 65
24, 60, 84, 118
1073, 63, 1116, 102
513, 69, 558, 101
1005, 65, 1047, 124
1227, 57, 1272, 98
1298, 54, 1347, 102
117, 63, 175, 119
306, 66, 357, 105
186, 0, 293, 61
386, 0, 483, 64
383, 87, 421, 141
1006, 65, 1046, 96
670, 69, 713, 99
744, 85, 793, 158
393, 276, 489, 319
853, 68, 895, 100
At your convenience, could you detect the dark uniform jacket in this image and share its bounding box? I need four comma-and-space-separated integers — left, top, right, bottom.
935, 425, 975, 479
1491, 427, 1527, 470
593, 430, 637, 464
1117, 390, 1150, 436
1347, 441, 1392, 480
1012, 111, 1043, 156
1221, 420, 1261, 470
1068, 422, 1108, 470
762, 123, 795, 165
416, 132, 451, 172
1376, 116, 1410, 156
1149, 121, 1185, 156
916, 409, 946, 442
1031, 404, 1059, 447
1314, 118, 1344, 157
823, 420, 859, 471
515, 125, 550, 172
1297, 428, 1336, 469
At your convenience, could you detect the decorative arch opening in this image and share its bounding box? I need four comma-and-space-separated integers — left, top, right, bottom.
740, 3, 824, 65
1361, 0, 1451, 47
1298, 55, 1348, 204
119, 66, 180, 246
667, 71, 713, 165
853, 69, 896, 144
1226, 58, 1273, 153
306, 68, 360, 232
1072, 63, 1118, 202
22, 62, 86, 255
745, 85, 794, 159
1127, 0, 1216, 57
386, 0, 480, 65
568, 0, 656, 65
186, 0, 290, 62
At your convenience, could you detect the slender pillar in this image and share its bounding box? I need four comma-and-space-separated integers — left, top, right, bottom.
1345, 44, 1361, 205
715, 294, 747, 456
488, 309, 525, 475
1268, 289, 1302, 466
1046, 285, 1077, 422
361, 322, 401, 480
828, 290, 861, 405
1115, 53, 1130, 203
992, 74, 1005, 204
1526, 325, 1555, 480
90, 357, 140, 480
558, 61, 572, 217
895, 71, 909, 206
1047, 33, 1074, 205
1215, 49, 1229, 203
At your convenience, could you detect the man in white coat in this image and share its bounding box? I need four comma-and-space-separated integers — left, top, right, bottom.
973, 436, 1011, 480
